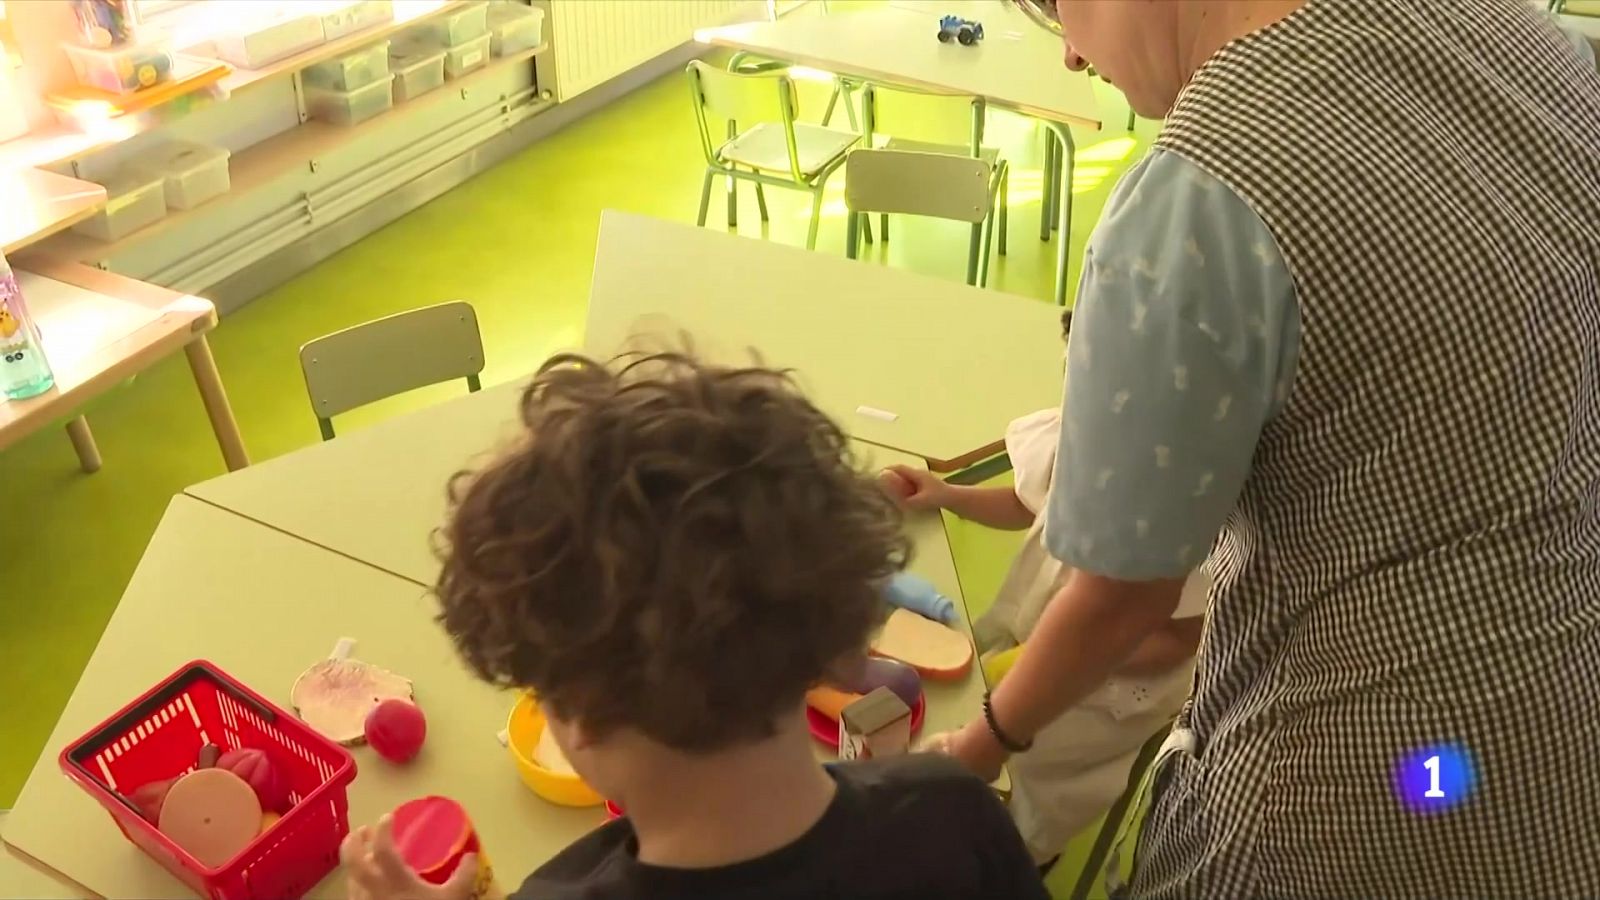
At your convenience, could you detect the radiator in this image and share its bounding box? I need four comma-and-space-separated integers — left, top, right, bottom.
549, 0, 761, 100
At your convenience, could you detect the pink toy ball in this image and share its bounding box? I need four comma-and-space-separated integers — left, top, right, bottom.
365, 699, 427, 763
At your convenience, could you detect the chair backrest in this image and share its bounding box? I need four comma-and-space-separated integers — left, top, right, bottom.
845, 149, 993, 224
862, 83, 983, 154
685, 60, 802, 178
299, 301, 484, 440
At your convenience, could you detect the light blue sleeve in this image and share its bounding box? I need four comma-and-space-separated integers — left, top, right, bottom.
1044, 149, 1300, 580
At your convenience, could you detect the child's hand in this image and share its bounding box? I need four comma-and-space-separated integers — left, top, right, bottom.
342, 815, 481, 900
878, 465, 950, 511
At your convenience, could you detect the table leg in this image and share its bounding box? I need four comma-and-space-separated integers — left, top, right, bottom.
1048, 122, 1076, 307
1039, 129, 1056, 242
65, 416, 102, 474
184, 336, 249, 471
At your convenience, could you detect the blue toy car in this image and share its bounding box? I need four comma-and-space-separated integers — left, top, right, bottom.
937, 15, 984, 46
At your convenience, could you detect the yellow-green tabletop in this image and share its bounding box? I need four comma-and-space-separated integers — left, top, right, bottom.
585, 211, 1066, 472
188, 377, 527, 587
9, 441, 983, 897
0, 812, 88, 899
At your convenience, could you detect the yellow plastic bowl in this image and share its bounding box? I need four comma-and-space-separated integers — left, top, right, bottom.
506, 693, 603, 808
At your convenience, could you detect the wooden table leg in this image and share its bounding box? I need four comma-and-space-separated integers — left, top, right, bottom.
64, 416, 102, 474
184, 336, 249, 471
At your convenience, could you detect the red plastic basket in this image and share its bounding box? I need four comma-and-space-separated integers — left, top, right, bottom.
60, 660, 357, 900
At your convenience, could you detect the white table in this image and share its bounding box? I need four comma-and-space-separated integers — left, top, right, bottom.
5, 439, 981, 897
700, 0, 1101, 306
0, 261, 248, 473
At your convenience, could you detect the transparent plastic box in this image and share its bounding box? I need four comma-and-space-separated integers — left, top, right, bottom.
73, 172, 166, 242
428, 1, 489, 46
62, 41, 175, 94
444, 33, 491, 79
215, 10, 326, 69
487, 2, 543, 57
304, 39, 391, 91
390, 43, 446, 103
306, 74, 395, 126
137, 141, 231, 210
319, 0, 394, 41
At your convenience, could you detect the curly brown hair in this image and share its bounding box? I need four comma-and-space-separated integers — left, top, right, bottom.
435, 352, 910, 752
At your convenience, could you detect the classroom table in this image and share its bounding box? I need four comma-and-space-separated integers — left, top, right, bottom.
0, 260, 248, 473
586, 211, 1064, 471
0, 169, 106, 256
186, 213, 1063, 585
0, 813, 87, 899
4, 441, 983, 898
699, 0, 1102, 306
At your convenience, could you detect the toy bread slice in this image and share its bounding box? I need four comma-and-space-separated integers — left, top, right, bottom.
806, 685, 864, 721
871, 608, 973, 680
290, 658, 414, 745
533, 725, 578, 777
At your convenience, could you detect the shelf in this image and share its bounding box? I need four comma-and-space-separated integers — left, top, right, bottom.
36, 44, 549, 265
0, 0, 462, 171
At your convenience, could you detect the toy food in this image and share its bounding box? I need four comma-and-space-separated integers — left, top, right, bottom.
291, 655, 413, 745
835, 656, 921, 709
871, 608, 974, 679
129, 776, 177, 823
806, 685, 863, 721
839, 688, 912, 760
365, 699, 427, 763
217, 747, 290, 813
157, 768, 263, 868
259, 811, 281, 835
391, 796, 499, 897
532, 724, 576, 778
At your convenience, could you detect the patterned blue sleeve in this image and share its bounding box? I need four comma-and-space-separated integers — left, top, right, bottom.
1044, 149, 1300, 580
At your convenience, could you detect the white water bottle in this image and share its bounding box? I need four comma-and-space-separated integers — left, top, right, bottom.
0, 252, 56, 400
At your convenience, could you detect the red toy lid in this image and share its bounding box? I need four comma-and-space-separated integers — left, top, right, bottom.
392, 796, 477, 879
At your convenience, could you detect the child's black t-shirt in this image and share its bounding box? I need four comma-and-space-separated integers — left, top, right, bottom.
511, 754, 1050, 900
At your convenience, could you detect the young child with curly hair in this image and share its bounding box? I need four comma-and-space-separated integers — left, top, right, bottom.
340, 352, 1047, 900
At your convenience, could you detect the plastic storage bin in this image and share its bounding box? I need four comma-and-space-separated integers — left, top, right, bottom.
62, 41, 175, 94
60, 661, 357, 900
487, 2, 544, 57
215, 9, 325, 68
139, 141, 231, 210
319, 0, 394, 41
304, 39, 390, 91
428, 1, 489, 46
444, 33, 491, 79
72, 172, 165, 242
390, 43, 446, 103
307, 74, 394, 125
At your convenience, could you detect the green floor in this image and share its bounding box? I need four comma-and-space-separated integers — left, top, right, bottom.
1, 50, 1145, 896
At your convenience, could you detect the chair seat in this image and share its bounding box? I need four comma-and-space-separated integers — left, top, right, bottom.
878, 136, 1003, 168
719, 123, 860, 180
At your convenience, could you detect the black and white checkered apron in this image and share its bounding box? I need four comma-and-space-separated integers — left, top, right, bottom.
1126, 0, 1600, 895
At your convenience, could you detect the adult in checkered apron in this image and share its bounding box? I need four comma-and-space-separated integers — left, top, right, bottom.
934, 0, 1600, 894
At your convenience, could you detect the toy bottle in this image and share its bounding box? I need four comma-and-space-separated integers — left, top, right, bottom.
0, 252, 55, 400
391, 796, 504, 900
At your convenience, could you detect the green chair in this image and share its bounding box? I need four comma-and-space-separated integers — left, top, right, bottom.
298, 301, 484, 441
687, 59, 860, 251
859, 83, 1010, 278
844, 148, 995, 286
